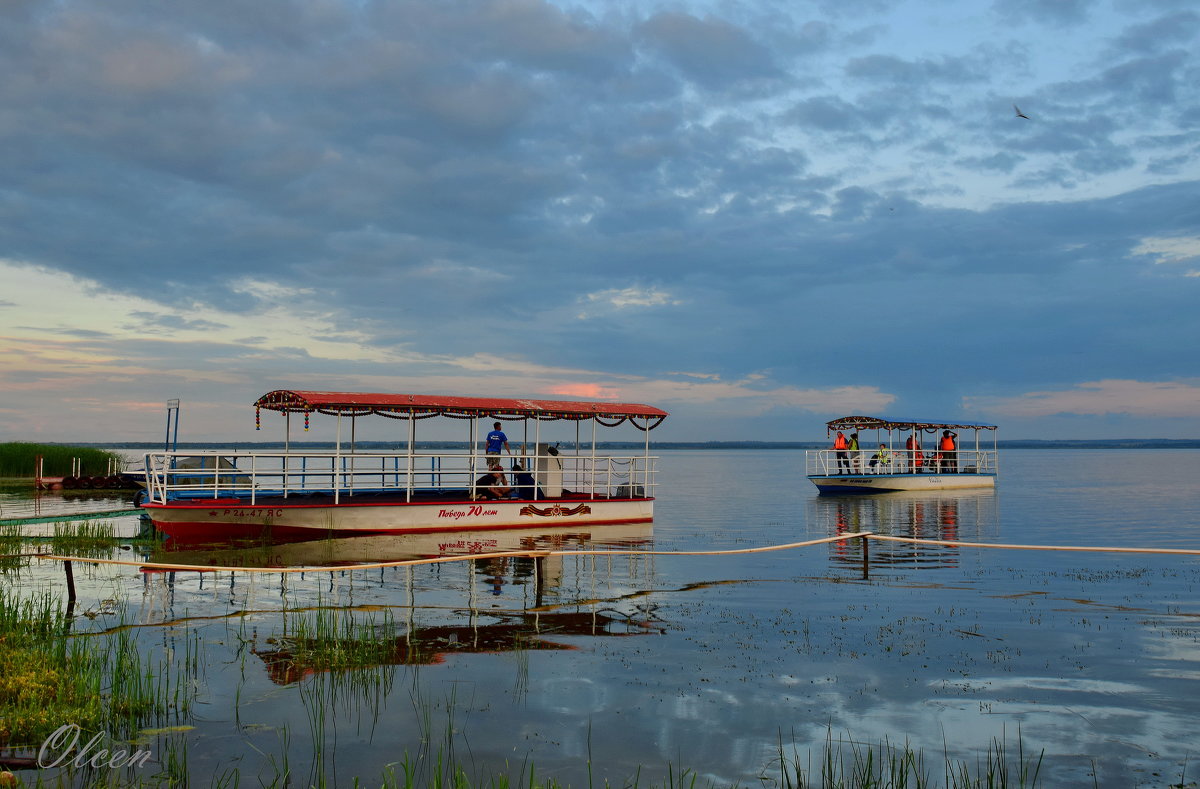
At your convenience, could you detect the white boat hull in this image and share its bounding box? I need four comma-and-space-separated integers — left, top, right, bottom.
144, 496, 654, 543
808, 473, 995, 494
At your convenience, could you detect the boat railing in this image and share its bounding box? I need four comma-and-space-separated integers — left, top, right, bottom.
805, 448, 998, 477
142, 450, 659, 505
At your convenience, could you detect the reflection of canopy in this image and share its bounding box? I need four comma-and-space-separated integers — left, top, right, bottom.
255, 390, 668, 429
826, 416, 998, 433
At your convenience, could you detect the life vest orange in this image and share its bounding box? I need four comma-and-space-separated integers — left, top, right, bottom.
833, 433, 847, 450
939, 435, 955, 451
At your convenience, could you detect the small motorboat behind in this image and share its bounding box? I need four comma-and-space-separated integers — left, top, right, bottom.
806, 416, 998, 494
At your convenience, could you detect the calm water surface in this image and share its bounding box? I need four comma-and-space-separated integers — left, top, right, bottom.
3, 448, 1199, 787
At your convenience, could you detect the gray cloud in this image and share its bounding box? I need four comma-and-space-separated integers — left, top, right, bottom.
994, 0, 1094, 26
636, 12, 782, 92
1111, 10, 1200, 53
2, 0, 1199, 439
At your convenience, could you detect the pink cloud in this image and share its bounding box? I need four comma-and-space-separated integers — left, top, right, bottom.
545, 383, 623, 400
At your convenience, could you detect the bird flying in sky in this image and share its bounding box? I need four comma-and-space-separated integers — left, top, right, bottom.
1014, 104, 1031, 119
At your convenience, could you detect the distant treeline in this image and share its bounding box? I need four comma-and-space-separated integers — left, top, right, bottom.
0, 442, 126, 477
55, 439, 1200, 451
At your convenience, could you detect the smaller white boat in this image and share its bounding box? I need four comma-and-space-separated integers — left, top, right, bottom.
806, 416, 998, 494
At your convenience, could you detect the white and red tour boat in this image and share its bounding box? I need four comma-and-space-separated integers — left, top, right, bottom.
806, 416, 998, 494
141, 390, 667, 542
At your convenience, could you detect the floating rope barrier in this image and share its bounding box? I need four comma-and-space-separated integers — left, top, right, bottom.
867, 534, 1200, 556
35, 532, 874, 575
31, 530, 1200, 601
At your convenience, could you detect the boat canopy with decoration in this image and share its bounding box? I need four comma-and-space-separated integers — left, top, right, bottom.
253, 390, 668, 425
141, 389, 668, 544
806, 415, 998, 494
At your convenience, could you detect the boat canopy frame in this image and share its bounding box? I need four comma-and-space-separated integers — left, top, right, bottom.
825, 416, 997, 434
822, 414, 997, 457
255, 390, 668, 431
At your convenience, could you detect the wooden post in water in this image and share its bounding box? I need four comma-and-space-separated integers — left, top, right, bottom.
64, 560, 77, 603
860, 534, 870, 580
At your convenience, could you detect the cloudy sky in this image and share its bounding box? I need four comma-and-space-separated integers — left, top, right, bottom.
1, 0, 1198, 443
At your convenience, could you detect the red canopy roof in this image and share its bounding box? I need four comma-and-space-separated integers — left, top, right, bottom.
826, 416, 997, 432
254, 390, 668, 428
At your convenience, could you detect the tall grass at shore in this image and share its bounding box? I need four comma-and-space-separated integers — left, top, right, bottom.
0, 442, 125, 478
0, 586, 202, 750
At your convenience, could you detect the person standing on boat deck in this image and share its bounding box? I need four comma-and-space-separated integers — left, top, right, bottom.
939, 430, 958, 473
833, 431, 850, 474
906, 434, 923, 473
485, 422, 511, 456
848, 433, 861, 473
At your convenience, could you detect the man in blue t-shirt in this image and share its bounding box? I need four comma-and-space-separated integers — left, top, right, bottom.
485, 422, 511, 456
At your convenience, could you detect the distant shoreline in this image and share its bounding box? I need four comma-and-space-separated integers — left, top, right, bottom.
50, 439, 1200, 450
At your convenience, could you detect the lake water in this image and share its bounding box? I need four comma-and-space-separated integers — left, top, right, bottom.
3, 448, 1200, 787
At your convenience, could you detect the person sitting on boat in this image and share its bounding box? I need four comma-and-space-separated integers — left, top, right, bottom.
833, 431, 850, 474
474, 463, 512, 500
510, 460, 539, 500
485, 422, 512, 456
868, 444, 891, 472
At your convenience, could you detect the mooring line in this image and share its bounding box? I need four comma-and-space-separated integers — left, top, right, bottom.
37, 533, 874, 574
867, 535, 1200, 555
32, 530, 1200, 578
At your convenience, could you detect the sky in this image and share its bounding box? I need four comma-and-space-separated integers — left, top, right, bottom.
1, 0, 1198, 444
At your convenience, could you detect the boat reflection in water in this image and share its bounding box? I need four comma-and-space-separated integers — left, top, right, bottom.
144, 524, 660, 683
809, 489, 999, 570
150, 523, 653, 590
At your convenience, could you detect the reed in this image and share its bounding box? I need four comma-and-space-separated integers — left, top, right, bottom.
772, 728, 1044, 789
281, 605, 400, 676
0, 442, 125, 478
51, 520, 118, 555
0, 524, 25, 573
0, 588, 202, 749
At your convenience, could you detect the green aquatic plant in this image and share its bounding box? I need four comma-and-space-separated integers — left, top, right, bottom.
0, 442, 125, 478
0, 587, 202, 749
768, 727, 1045, 789
51, 520, 118, 556
0, 524, 28, 574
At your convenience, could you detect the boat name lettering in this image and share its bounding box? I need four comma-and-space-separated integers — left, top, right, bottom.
437, 506, 499, 519
221, 508, 284, 517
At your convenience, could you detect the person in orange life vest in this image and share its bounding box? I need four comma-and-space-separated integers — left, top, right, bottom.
939, 430, 958, 473
832, 431, 850, 474
905, 434, 923, 473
